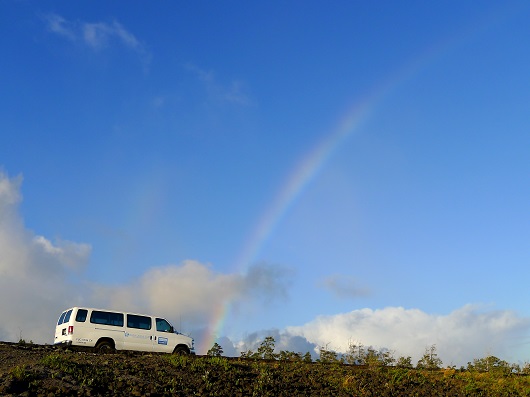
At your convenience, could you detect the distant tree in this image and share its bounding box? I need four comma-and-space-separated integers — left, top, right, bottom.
344, 341, 395, 367
360, 347, 395, 368
375, 348, 396, 367
416, 344, 442, 370
207, 342, 224, 357
344, 341, 365, 365
302, 352, 313, 363
278, 350, 302, 361
240, 349, 255, 359
396, 356, 414, 369
364, 347, 381, 367
257, 336, 277, 360
467, 355, 511, 374
317, 344, 340, 364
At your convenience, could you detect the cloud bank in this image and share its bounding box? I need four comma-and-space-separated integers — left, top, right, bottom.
91, 261, 291, 331
211, 307, 530, 366
285, 306, 530, 366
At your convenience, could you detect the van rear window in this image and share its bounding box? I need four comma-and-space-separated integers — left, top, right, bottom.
57, 311, 66, 325
58, 309, 73, 325
76, 309, 88, 322
90, 311, 124, 327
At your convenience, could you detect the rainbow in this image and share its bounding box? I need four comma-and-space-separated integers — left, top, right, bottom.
199, 80, 398, 352
199, 5, 516, 353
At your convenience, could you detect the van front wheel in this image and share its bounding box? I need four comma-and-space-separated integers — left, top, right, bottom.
95, 340, 115, 354
173, 346, 189, 355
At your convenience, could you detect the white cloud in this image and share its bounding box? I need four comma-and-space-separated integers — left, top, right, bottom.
91, 261, 291, 331
286, 305, 530, 366
45, 13, 76, 41
82, 21, 142, 51
33, 236, 91, 270
0, 172, 23, 213
44, 13, 149, 61
0, 171, 91, 343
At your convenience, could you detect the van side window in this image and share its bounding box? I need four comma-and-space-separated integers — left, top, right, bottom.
75, 309, 88, 322
156, 318, 172, 333
127, 314, 152, 330
90, 311, 124, 327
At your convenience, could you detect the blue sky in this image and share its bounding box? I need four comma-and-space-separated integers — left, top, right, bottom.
1, 1, 529, 365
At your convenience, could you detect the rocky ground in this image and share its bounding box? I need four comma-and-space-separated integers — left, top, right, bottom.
2, 341, 530, 396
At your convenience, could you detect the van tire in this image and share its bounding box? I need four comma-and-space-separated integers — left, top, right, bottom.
95, 340, 115, 353
173, 346, 189, 355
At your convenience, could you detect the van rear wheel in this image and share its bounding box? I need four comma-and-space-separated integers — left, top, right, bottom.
95, 340, 115, 353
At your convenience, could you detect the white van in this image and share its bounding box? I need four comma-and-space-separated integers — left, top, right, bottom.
54, 307, 194, 354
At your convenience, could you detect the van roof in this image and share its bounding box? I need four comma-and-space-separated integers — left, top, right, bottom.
61, 307, 171, 320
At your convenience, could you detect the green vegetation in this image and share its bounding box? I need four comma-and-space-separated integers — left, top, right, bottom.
467, 355, 514, 374
3, 341, 530, 396
239, 336, 313, 362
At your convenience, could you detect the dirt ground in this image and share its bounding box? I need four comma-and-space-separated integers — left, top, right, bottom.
2, 341, 530, 396
1, 341, 324, 396
0, 341, 195, 396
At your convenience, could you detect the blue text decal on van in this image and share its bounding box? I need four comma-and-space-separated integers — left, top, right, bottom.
158, 337, 168, 345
